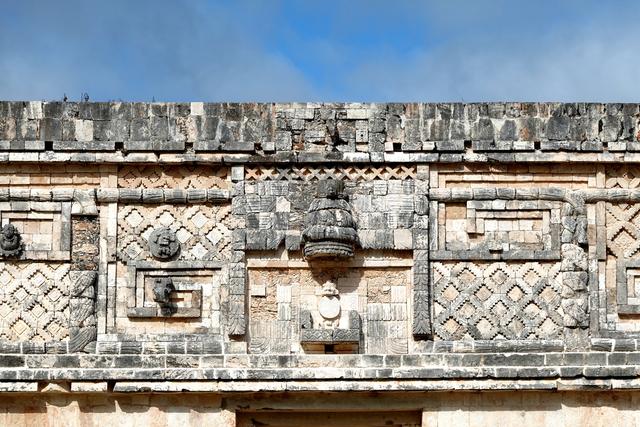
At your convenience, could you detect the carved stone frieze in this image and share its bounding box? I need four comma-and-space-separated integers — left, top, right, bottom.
117, 204, 236, 263
432, 261, 563, 340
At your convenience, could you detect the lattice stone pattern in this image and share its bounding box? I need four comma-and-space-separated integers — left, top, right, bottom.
118, 204, 237, 262
0, 262, 70, 341
433, 261, 564, 340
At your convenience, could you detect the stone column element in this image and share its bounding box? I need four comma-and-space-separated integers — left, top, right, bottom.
69, 197, 100, 352
412, 166, 431, 339
560, 194, 589, 329
227, 165, 247, 336
68, 270, 98, 352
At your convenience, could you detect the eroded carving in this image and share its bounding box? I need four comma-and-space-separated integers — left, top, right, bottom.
0, 224, 24, 258
68, 270, 97, 352
148, 227, 180, 260
560, 198, 589, 329
300, 309, 361, 346
152, 277, 176, 316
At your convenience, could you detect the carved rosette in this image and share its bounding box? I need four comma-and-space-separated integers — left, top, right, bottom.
68, 270, 98, 352
302, 180, 357, 259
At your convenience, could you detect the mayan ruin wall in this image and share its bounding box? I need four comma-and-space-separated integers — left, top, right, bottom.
1, 101, 640, 425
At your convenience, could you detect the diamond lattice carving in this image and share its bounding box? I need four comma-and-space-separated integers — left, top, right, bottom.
118, 204, 236, 262
0, 262, 70, 342
606, 203, 640, 259
606, 165, 640, 189
245, 165, 416, 181
433, 261, 563, 340
118, 165, 230, 189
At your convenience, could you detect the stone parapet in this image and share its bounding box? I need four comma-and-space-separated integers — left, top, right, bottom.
0, 102, 639, 163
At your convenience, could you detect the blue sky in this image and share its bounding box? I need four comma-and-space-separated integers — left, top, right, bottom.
0, 0, 638, 102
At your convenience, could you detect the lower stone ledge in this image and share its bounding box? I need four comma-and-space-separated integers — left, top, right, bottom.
0, 365, 638, 383
5, 378, 640, 393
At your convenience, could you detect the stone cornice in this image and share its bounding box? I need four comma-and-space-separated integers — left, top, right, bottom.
0, 101, 639, 163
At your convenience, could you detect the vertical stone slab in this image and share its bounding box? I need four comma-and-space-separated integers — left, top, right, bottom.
412, 169, 431, 339
560, 196, 590, 349
69, 215, 99, 352
227, 166, 247, 336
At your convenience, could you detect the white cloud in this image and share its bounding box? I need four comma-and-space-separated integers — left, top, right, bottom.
342, 4, 640, 102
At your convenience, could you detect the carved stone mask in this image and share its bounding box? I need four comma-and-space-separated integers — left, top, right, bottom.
148, 228, 180, 260
152, 277, 175, 305
0, 223, 23, 257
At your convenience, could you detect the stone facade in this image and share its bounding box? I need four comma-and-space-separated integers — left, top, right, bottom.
4, 101, 640, 424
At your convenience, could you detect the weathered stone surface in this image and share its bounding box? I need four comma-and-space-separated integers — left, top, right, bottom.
4, 101, 640, 422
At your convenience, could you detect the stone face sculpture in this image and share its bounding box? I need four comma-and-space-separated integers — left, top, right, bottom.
152, 277, 175, 316
0, 223, 24, 258
302, 179, 357, 259
318, 280, 341, 328
300, 279, 361, 348
148, 228, 180, 260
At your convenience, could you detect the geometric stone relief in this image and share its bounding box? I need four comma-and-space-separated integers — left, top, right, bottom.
0, 262, 70, 342
434, 164, 596, 189
606, 202, 640, 259
439, 200, 562, 254
245, 165, 416, 182
0, 201, 72, 260
432, 261, 564, 340
606, 165, 640, 189
114, 260, 223, 335
606, 202, 640, 319
615, 260, 640, 314
118, 165, 230, 190
117, 204, 235, 263
248, 263, 411, 354
125, 261, 217, 319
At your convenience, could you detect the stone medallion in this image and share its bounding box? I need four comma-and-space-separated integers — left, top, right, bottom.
318, 280, 341, 320
148, 227, 180, 260
318, 296, 341, 320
